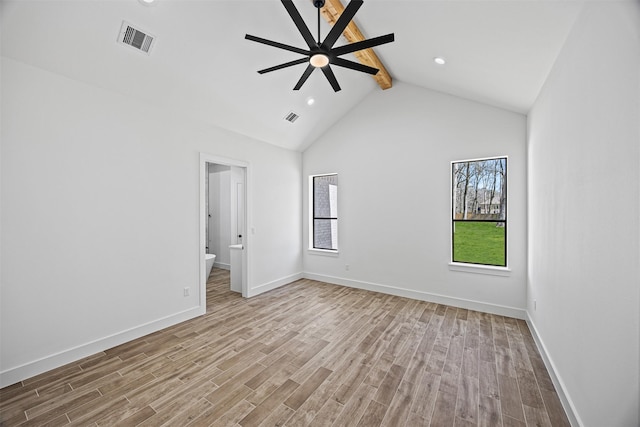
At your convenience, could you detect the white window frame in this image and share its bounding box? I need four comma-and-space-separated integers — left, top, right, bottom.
308, 173, 339, 255
449, 156, 511, 276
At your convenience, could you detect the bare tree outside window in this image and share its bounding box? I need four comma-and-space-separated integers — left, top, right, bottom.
452, 157, 507, 266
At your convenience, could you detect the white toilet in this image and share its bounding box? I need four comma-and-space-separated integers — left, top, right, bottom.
205, 253, 216, 279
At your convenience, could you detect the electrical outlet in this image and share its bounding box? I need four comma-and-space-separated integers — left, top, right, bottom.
184, 287, 190, 297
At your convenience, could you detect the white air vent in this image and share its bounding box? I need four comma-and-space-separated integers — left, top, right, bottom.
284, 111, 300, 123
118, 21, 155, 54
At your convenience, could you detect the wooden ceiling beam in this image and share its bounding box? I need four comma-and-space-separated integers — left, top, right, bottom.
320, 0, 393, 90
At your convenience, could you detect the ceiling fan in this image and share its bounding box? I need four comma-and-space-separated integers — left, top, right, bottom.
245, 0, 394, 92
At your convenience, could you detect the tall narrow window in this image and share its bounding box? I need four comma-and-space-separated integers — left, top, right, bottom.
452, 157, 507, 266
312, 174, 338, 250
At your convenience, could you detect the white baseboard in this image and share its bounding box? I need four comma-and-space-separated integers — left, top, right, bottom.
247, 272, 303, 298
0, 306, 204, 388
526, 313, 582, 427
214, 262, 230, 270
302, 272, 526, 319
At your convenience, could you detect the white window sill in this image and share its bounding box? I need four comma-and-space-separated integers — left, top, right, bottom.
448, 262, 511, 276
308, 248, 339, 257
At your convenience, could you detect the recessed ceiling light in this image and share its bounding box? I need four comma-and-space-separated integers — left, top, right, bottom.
434, 57, 446, 65
306, 97, 315, 106
138, 0, 156, 5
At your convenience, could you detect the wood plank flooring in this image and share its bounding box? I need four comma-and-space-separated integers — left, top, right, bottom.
0, 269, 571, 426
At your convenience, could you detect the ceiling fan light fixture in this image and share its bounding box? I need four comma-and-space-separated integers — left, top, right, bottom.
310, 54, 330, 68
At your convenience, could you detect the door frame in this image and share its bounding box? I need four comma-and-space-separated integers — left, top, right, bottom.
199, 153, 250, 308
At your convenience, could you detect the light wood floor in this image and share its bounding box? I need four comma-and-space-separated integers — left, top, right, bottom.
1, 269, 570, 426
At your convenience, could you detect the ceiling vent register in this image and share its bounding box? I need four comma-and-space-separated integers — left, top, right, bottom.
284, 112, 300, 123
118, 21, 155, 54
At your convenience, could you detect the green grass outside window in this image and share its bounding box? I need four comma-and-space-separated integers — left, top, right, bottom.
453, 221, 505, 266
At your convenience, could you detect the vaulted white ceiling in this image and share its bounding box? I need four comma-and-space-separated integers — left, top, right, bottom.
1, 0, 584, 151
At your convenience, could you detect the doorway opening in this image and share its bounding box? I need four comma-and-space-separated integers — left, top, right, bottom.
200, 154, 249, 312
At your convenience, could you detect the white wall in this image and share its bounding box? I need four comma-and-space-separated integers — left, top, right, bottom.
303, 82, 527, 317
527, 2, 640, 426
0, 57, 302, 386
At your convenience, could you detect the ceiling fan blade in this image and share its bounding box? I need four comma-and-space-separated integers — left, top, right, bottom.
293, 64, 315, 90
258, 58, 310, 74
281, 0, 317, 49
245, 34, 310, 56
321, 66, 341, 92
332, 33, 394, 56
331, 57, 379, 75
321, 0, 363, 50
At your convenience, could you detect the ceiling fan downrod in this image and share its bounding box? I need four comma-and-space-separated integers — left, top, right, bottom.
313, 0, 325, 43
316, 2, 322, 43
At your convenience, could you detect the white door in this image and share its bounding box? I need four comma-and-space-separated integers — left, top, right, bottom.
229, 166, 245, 293
230, 166, 245, 245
